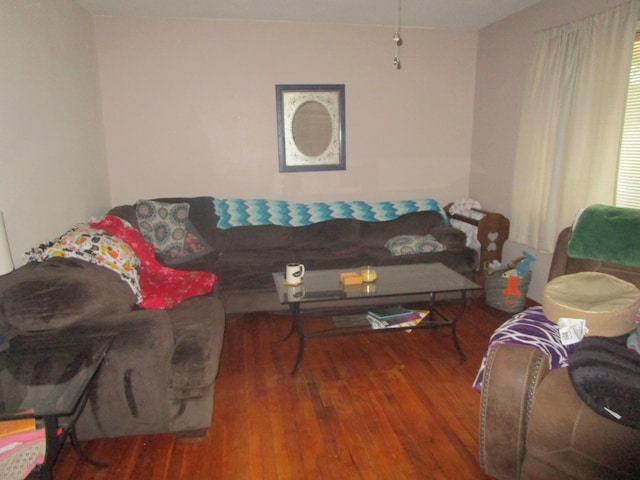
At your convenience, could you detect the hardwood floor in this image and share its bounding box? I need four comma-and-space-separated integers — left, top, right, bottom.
53, 297, 519, 479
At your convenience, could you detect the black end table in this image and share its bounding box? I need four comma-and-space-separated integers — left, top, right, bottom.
0, 333, 114, 479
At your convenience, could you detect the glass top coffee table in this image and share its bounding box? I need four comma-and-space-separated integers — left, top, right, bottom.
273, 263, 481, 374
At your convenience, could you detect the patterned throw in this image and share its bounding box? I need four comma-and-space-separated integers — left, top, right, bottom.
27, 216, 217, 310
26, 222, 143, 302
91, 216, 217, 310
213, 198, 448, 229
473, 306, 572, 391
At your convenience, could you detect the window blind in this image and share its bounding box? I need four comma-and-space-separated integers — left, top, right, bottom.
616, 30, 640, 208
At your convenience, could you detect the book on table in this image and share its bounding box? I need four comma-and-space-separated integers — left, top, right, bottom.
367, 306, 416, 321
366, 308, 428, 329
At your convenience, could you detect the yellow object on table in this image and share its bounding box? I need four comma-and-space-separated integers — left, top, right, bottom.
0, 415, 35, 438
340, 272, 363, 285
361, 266, 377, 282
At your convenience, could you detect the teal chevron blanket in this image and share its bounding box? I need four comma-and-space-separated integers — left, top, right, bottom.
568, 204, 640, 268
213, 198, 448, 229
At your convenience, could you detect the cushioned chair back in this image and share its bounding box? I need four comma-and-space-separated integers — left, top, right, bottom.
549, 227, 640, 290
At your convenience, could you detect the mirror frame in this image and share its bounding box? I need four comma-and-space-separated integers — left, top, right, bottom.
276, 84, 346, 172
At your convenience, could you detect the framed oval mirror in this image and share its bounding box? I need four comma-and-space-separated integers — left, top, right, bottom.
292, 101, 333, 157
276, 84, 346, 172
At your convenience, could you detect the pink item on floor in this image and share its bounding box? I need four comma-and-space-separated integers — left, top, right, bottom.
0, 428, 46, 480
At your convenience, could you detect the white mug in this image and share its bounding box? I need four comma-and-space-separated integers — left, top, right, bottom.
285, 263, 305, 284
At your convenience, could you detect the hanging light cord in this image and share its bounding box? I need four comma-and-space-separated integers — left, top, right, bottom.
393, 0, 402, 69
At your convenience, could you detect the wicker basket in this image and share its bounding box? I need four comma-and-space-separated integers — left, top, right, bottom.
484, 270, 532, 313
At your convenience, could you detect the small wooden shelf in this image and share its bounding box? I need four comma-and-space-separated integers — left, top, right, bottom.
445, 204, 510, 285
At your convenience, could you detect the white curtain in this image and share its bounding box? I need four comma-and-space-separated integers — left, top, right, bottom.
510, 1, 640, 252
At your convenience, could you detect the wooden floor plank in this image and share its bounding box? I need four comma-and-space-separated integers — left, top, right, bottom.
52, 296, 522, 479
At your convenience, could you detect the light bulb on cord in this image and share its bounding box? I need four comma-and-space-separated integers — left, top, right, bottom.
393, 0, 402, 69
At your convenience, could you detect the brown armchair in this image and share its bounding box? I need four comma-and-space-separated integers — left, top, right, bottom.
479, 226, 640, 480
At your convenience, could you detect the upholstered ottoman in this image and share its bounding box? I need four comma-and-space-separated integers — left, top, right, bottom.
543, 272, 640, 337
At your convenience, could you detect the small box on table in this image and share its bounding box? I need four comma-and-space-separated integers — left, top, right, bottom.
340, 271, 363, 285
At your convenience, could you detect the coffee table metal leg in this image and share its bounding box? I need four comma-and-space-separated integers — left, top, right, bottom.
431, 291, 468, 362
284, 320, 295, 340
450, 320, 467, 361
39, 416, 59, 480
69, 427, 107, 469
453, 290, 468, 361
288, 304, 306, 375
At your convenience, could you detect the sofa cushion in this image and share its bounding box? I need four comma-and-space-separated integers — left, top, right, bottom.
292, 219, 360, 249
215, 249, 292, 290
360, 211, 444, 247
216, 224, 293, 251
429, 225, 468, 250
364, 246, 475, 273
294, 248, 363, 270
542, 272, 640, 337
0, 258, 136, 332
108, 204, 139, 229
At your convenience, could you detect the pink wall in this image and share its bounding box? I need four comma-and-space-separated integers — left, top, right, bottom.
94, 17, 477, 206
1, 0, 109, 266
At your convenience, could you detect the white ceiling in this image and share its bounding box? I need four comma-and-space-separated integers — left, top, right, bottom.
75, 0, 543, 30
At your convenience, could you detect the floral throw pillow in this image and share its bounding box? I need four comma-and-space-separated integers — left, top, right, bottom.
384, 234, 446, 256
136, 200, 190, 254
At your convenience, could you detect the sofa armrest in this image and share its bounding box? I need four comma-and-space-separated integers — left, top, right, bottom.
64, 309, 175, 439
167, 294, 225, 398
479, 344, 551, 480
548, 227, 572, 281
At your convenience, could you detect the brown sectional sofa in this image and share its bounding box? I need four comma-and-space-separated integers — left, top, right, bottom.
0, 196, 477, 440
0, 257, 225, 440
110, 196, 477, 313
